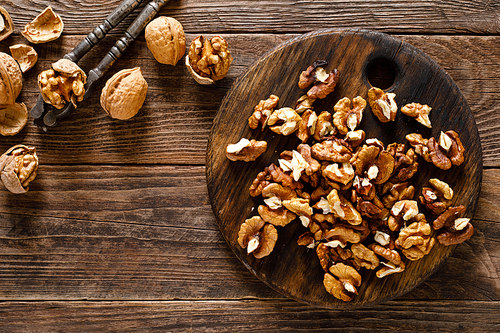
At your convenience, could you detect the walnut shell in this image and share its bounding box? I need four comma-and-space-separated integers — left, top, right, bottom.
0, 102, 28, 136
0, 52, 23, 109
22, 6, 63, 44
145, 16, 186, 66
0, 6, 14, 42
0, 144, 38, 194
186, 35, 233, 84
9, 44, 38, 73
100, 67, 148, 120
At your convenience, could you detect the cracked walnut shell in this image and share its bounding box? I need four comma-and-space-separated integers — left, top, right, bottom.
101, 67, 148, 120
0, 102, 28, 136
0, 6, 14, 42
186, 35, 233, 84
145, 16, 186, 66
0, 144, 38, 194
9, 44, 38, 73
22, 6, 63, 44
38, 59, 86, 110
0, 52, 23, 109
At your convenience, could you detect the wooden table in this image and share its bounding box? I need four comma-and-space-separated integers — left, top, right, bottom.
1, 1, 499, 331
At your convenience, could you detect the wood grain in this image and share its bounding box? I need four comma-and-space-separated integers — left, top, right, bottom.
207, 29, 482, 308
1, 300, 500, 332
0, 0, 498, 328
2, 0, 500, 35
0, 34, 499, 166
0, 166, 498, 301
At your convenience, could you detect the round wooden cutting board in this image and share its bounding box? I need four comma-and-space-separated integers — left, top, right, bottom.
206, 29, 483, 308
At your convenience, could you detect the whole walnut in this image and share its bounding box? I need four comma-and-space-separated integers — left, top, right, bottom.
145, 16, 186, 66
100, 67, 148, 120
186, 35, 233, 84
0, 52, 23, 109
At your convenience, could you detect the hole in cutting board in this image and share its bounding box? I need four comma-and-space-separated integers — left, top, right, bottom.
365, 58, 397, 90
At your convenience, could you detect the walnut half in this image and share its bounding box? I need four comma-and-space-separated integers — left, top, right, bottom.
226, 138, 267, 162
186, 35, 233, 84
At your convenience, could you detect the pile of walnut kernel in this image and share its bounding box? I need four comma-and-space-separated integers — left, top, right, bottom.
226, 60, 473, 302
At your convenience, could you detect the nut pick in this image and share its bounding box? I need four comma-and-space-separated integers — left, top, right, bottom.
29, 0, 170, 131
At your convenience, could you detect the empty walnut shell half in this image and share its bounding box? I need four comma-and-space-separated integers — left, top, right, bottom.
101, 67, 148, 120
0, 102, 28, 136
38, 59, 87, 109
0, 52, 23, 109
9, 44, 38, 73
22, 6, 63, 44
186, 35, 233, 85
0, 6, 14, 42
0, 144, 38, 194
145, 16, 186, 66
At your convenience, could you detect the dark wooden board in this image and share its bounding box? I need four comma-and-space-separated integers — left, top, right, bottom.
206, 29, 483, 308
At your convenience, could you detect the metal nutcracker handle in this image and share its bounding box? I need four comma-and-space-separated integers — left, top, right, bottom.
42, 0, 168, 128
83, 0, 168, 100
64, 0, 144, 63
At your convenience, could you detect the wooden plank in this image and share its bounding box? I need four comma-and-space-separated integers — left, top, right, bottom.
0, 34, 498, 166
2, 0, 500, 35
1, 300, 499, 332
0, 166, 498, 301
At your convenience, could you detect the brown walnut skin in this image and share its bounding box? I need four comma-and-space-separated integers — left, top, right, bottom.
432, 205, 466, 230
307, 68, 340, 99
248, 95, 279, 130
237, 216, 278, 259
187, 35, 233, 83
333, 96, 366, 135
226, 139, 267, 162
437, 223, 474, 246
312, 139, 352, 163
298, 60, 328, 89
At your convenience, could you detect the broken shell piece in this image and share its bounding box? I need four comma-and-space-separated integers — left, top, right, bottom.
9, 44, 38, 73
22, 6, 64, 44
0, 144, 38, 194
0, 102, 28, 136
0, 6, 14, 42
185, 55, 214, 85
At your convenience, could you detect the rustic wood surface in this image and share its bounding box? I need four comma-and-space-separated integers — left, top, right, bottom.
0, 0, 499, 331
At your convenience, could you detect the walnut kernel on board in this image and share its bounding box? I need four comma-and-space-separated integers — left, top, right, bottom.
368, 87, 397, 122
186, 35, 233, 85
226, 138, 267, 162
145, 16, 186, 66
